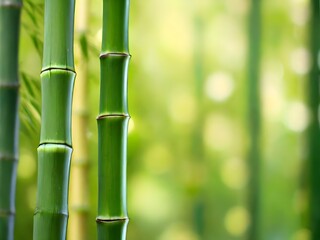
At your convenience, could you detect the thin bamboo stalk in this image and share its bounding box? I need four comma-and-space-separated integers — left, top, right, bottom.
68, 0, 90, 238
0, 0, 21, 239
307, 1, 320, 239
33, 0, 76, 238
192, 14, 205, 238
96, 0, 130, 239
247, 0, 261, 239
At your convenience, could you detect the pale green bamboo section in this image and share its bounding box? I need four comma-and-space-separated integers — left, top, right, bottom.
0, 0, 21, 239
97, 0, 130, 238
33, 0, 75, 238
68, 0, 90, 238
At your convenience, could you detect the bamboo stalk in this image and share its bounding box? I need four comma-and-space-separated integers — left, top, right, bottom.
0, 0, 21, 239
192, 14, 205, 238
96, 0, 130, 238
68, 0, 90, 238
307, 1, 320, 239
247, 0, 261, 239
33, 0, 75, 238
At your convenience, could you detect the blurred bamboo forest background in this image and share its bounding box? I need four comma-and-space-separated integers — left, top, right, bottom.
15, 0, 316, 239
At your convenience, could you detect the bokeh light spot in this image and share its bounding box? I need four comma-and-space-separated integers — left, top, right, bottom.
205, 72, 234, 102
143, 144, 172, 174
160, 223, 199, 240
292, 228, 310, 240
261, 63, 285, 121
290, 48, 310, 75
204, 114, 235, 151
224, 206, 250, 236
169, 92, 196, 124
129, 175, 172, 223
221, 158, 247, 190
284, 101, 309, 132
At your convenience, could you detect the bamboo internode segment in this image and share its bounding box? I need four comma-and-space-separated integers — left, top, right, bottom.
41, 0, 75, 71
101, 1, 129, 54
98, 55, 130, 117
40, 70, 75, 146
97, 116, 129, 219
97, 0, 130, 238
0, 0, 21, 238
33, 0, 75, 238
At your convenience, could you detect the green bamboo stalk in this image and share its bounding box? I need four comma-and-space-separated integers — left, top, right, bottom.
0, 0, 21, 239
96, 0, 130, 239
192, 14, 205, 239
68, 0, 90, 238
33, 0, 75, 238
247, 0, 261, 239
307, 1, 320, 239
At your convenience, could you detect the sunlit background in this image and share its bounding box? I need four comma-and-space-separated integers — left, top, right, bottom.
16, 0, 313, 239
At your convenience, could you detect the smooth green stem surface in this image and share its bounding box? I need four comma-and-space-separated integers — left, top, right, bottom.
33, 0, 75, 238
97, 116, 129, 219
40, 70, 75, 145
247, 0, 261, 239
42, 0, 75, 70
34, 71, 75, 240
100, 55, 130, 115
97, 0, 130, 239
102, 0, 129, 54
308, 1, 320, 239
0, 1, 21, 239
34, 144, 72, 240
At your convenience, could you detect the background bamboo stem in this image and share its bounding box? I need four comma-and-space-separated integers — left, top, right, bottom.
308, 1, 320, 239
33, 0, 76, 238
0, 0, 21, 239
247, 0, 261, 239
192, 14, 205, 239
96, 0, 130, 238
68, 0, 90, 238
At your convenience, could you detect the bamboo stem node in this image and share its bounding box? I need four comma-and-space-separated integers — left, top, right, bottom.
97, 114, 130, 120
99, 52, 131, 59
96, 217, 129, 223
0, 154, 18, 162
34, 209, 68, 217
41, 67, 76, 74
0, 82, 20, 88
0, 210, 15, 217
38, 142, 73, 149
0, 2, 22, 8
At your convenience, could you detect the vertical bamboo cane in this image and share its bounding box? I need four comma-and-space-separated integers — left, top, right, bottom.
33, 0, 76, 238
247, 0, 261, 239
96, 1, 130, 239
308, 1, 320, 239
192, 14, 205, 239
0, 0, 21, 239
68, 0, 90, 238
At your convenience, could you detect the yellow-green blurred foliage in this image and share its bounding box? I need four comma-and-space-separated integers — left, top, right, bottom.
15, 0, 312, 239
